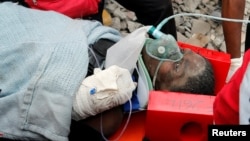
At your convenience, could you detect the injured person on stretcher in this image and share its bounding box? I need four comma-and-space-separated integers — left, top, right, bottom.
0, 2, 215, 141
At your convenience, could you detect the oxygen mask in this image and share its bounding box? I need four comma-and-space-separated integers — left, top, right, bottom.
145, 26, 183, 62
145, 26, 184, 88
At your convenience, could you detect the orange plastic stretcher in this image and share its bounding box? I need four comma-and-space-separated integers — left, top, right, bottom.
109, 42, 230, 141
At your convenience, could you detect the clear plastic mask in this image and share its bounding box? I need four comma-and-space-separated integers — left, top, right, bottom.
145, 34, 183, 62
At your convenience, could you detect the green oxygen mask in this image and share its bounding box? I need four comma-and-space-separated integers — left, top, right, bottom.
146, 26, 183, 62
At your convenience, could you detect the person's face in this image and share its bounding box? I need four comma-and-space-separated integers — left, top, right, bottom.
142, 48, 206, 90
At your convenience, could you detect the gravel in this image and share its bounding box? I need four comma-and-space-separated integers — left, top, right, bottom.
105, 0, 250, 54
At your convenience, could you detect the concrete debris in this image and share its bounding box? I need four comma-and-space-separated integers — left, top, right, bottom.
105, 0, 250, 54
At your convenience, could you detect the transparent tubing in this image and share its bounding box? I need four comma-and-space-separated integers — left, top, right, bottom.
147, 12, 250, 90
88, 46, 133, 141
156, 13, 250, 32
148, 13, 250, 39
100, 94, 132, 141
100, 13, 250, 141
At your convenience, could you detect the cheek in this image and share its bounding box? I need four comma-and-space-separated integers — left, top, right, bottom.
157, 75, 187, 91
159, 64, 189, 90
156, 65, 174, 90
158, 64, 172, 81
170, 76, 188, 89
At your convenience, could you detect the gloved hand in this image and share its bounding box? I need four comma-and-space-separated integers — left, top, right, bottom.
226, 56, 243, 83
72, 65, 136, 120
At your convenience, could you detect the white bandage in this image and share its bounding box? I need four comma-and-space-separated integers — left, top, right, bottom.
226, 56, 243, 83
72, 65, 136, 120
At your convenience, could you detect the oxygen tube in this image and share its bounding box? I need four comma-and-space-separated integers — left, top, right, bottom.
100, 13, 250, 141
155, 13, 250, 33
146, 13, 250, 88
146, 12, 250, 61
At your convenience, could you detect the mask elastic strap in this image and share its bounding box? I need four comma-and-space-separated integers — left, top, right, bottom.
152, 60, 164, 89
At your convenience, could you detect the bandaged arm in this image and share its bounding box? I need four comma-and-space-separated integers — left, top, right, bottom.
71, 65, 136, 120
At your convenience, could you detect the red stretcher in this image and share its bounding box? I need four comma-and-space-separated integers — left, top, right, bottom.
109, 42, 231, 141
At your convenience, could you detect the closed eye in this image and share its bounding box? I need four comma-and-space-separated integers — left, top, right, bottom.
175, 59, 183, 72
175, 61, 180, 72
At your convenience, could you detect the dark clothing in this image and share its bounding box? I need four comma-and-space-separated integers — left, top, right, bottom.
84, 0, 105, 24
0, 0, 29, 7
115, 0, 177, 39
245, 17, 250, 52
80, 0, 177, 39
87, 39, 116, 76
69, 120, 105, 141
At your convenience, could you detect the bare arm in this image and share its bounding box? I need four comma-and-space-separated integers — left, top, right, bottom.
222, 0, 245, 58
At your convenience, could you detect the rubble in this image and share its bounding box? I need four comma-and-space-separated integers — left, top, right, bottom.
105, 0, 250, 54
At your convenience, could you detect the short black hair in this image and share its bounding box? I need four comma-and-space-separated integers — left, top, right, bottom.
169, 58, 215, 95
